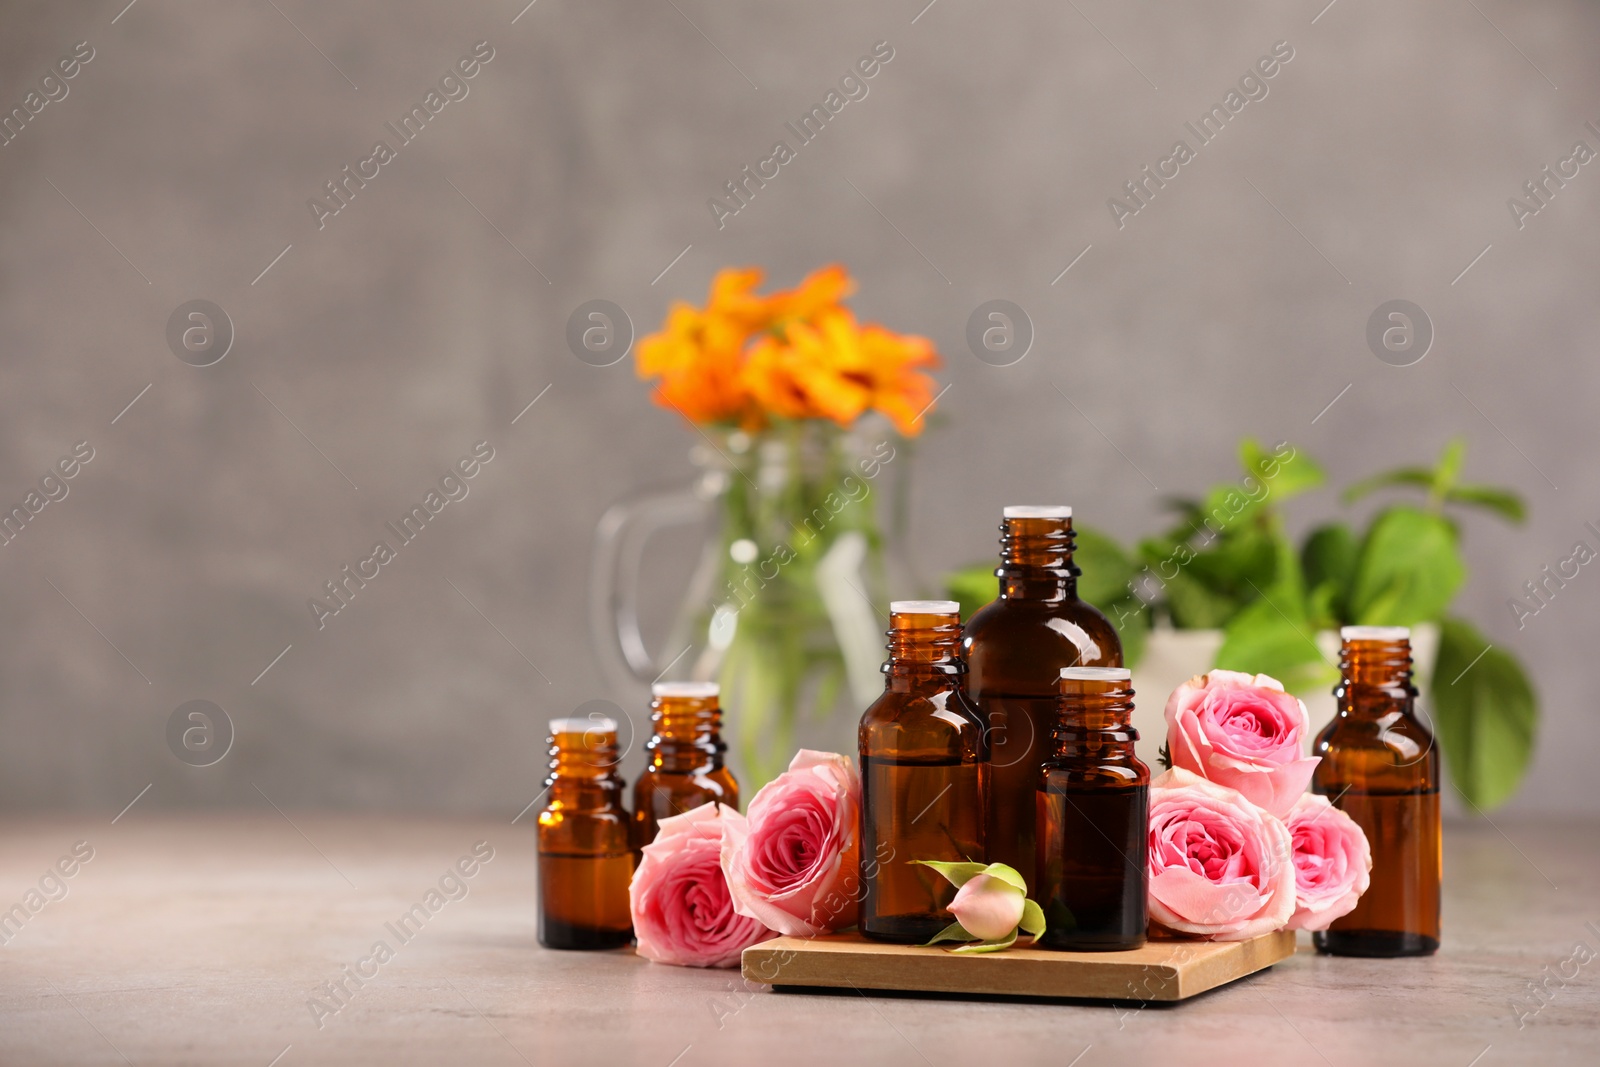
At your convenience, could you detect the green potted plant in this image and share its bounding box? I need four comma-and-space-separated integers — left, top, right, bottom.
946, 439, 1538, 810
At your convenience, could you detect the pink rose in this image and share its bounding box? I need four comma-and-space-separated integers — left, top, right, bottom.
721, 749, 861, 936
1284, 792, 1372, 932
949, 873, 1026, 941
630, 803, 773, 968
1165, 669, 1321, 818
1147, 768, 1296, 940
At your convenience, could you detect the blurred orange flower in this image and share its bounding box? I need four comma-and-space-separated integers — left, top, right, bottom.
636, 265, 941, 435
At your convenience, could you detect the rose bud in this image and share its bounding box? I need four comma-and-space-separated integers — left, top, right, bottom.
1164, 670, 1321, 818
1284, 792, 1373, 932
949, 873, 1027, 941
912, 861, 1046, 953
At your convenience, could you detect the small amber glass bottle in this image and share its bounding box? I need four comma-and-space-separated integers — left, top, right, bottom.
632, 681, 739, 850
1037, 667, 1149, 951
1313, 626, 1441, 957
859, 600, 990, 944
536, 718, 634, 951
964, 506, 1124, 877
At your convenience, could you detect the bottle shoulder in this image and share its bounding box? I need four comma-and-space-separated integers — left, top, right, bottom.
1040, 759, 1151, 788
964, 599, 1123, 691
1312, 710, 1439, 790
860, 688, 988, 759
861, 687, 985, 726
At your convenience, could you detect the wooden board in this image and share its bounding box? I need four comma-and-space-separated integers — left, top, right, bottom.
742, 929, 1296, 1002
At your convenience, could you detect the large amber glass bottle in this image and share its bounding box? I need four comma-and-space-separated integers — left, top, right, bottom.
536, 718, 634, 950
1313, 626, 1441, 957
632, 681, 739, 850
859, 601, 990, 944
964, 506, 1123, 878
1037, 667, 1149, 951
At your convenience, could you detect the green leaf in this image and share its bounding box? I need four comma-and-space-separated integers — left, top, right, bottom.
950, 931, 1018, 954
1444, 484, 1527, 525
1214, 596, 1330, 694
1159, 496, 1205, 524
1072, 524, 1138, 608
1186, 530, 1277, 593
1239, 439, 1324, 500
1302, 523, 1358, 625
908, 860, 990, 888
1342, 467, 1434, 505
1430, 438, 1467, 502
1302, 524, 1357, 601
1162, 568, 1239, 629
1019, 899, 1047, 939
1348, 507, 1466, 625
1431, 617, 1538, 809
979, 862, 1028, 893
1214, 521, 1331, 694
921, 920, 976, 946
943, 563, 995, 621
1104, 596, 1148, 668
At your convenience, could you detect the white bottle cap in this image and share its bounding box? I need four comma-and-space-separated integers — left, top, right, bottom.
1339, 625, 1410, 642
550, 717, 617, 734
1060, 666, 1132, 681
652, 681, 720, 699
1003, 505, 1072, 519
890, 600, 961, 615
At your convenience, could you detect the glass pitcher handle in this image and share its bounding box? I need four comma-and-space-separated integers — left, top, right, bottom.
589, 485, 709, 688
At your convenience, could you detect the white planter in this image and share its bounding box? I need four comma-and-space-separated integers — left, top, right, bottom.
1128, 624, 1441, 758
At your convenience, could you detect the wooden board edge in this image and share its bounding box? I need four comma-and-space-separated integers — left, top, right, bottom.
1174, 929, 1298, 999
741, 930, 1297, 1003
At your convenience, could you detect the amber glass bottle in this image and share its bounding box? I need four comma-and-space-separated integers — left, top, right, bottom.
1313, 626, 1441, 957
536, 718, 634, 950
632, 681, 739, 850
1037, 667, 1149, 951
964, 506, 1123, 878
859, 601, 990, 944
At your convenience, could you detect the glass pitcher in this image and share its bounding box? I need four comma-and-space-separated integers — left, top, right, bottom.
590, 421, 916, 786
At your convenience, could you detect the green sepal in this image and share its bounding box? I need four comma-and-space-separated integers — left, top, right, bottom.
1018, 898, 1047, 939
908, 860, 990, 888
921, 920, 976, 946
950, 931, 1018, 954
978, 863, 1028, 894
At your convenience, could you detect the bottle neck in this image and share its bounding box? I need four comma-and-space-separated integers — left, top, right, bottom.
647, 696, 726, 773
1337, 638, 1416, 714
997, 516, 1080, 602
1050, 681, 1139, 761
545, 731, 625, 805
883, 611, 965, 691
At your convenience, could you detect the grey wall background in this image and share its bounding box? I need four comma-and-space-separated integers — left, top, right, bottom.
1, 0, 1596, 816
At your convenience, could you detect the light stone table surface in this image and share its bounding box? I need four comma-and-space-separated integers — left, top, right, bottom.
0, 814, 1595, 1066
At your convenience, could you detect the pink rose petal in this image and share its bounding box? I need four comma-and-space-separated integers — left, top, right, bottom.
721, 749, 862, 937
